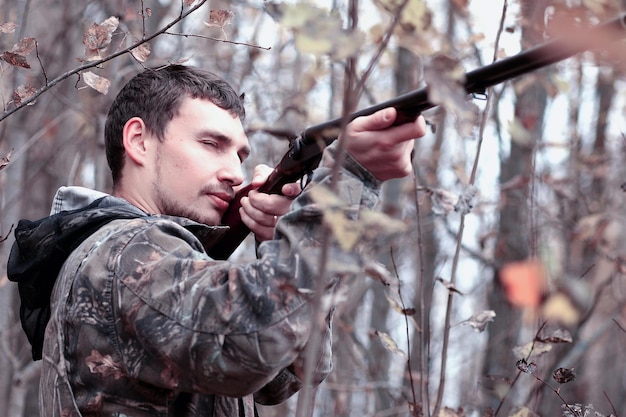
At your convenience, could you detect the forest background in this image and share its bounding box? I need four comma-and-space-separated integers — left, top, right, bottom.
0, 0, 625, 416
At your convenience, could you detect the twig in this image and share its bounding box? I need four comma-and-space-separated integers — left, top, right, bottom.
494, 321, 547, 417
0, 0, 209, 123
612, 318, 626, 333
0, 223, 14, 243
603, 391, 619, 417
163, 31, 271, 50
389, 248, 420, 414
431, 2, 508, 415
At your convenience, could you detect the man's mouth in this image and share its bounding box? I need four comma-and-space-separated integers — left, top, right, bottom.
208, 192, 233, 212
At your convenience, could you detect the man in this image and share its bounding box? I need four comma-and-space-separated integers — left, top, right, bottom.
8, 65, 426, 416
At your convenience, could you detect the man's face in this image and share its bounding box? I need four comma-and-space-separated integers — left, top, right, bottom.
151, 97, 250, 225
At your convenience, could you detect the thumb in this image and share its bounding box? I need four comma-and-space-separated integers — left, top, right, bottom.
352, 107, 397, 133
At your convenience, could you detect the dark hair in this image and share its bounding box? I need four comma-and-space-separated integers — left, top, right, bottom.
104, 64, 246, 185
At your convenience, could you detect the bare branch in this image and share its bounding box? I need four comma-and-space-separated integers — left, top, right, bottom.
0, 0, 209, 123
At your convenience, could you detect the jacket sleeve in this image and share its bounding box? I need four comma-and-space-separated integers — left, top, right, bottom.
110, 143, 382, 399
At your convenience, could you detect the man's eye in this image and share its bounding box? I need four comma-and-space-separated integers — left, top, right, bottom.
203, 141, 218, 148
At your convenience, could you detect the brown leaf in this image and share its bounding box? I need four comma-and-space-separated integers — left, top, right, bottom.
0, 22, 17, 33
10, 37, 36, 55
538, 329, 572, 344
2, 51, 29, 68
465, 310, 496, 332
374, 330, 406, 359
552, 367, 576, 384
206, 9, 235, 28
0, 149, 12, 171
12, 84, 37, 106
513, 340, 552, 359
83, 16, 119, 59
82, 71, 110, 95
131, 43, 151, 62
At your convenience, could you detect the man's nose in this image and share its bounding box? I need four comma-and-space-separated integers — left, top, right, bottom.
217, 157, 245, 187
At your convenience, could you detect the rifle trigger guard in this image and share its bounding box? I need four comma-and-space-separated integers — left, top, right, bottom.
300, 170, 313, 190
471, 90, 488, 101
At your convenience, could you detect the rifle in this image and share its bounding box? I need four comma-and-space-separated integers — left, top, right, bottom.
208, 13, 626, 260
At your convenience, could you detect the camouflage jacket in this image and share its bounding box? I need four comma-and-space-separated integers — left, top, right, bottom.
8, 145, 382, 417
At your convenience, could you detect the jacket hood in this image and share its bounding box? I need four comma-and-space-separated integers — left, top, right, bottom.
7, 187, 147, 360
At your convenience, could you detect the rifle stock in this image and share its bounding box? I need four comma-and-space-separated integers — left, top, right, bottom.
208, 13, 626, 260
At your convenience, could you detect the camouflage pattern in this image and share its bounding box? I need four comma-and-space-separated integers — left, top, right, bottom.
35, 145, 382, 417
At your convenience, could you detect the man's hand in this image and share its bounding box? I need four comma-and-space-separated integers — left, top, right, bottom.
343, 107, 427, 181
239, 165, 301, 242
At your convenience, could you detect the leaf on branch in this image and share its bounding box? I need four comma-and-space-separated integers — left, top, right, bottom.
516, 358, 538, 374
11, 37, 36, 55
12, 84, 37, 106
541, 292, 580, 327
509, 406, 540, 417
265, 1, 365, 60
83, 16, 119, 61
373, 0, 432, 33
436, 277, 464, 295
552, 367, 576, 384
513, 340, 552, 359
2, 51, 30, 68
464, 310, 496, 332
0, 22, 17, 33
131, 43, 151, 62
373, 330, 406, 359
82, 71, 111, 95
0, 149, 13, 171
538, 328, 573, 344
309, 184, 408, 251
205, 9, 235, 29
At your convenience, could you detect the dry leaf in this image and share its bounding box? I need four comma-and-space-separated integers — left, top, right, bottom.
12, 84, 37, 106
11, 37, 36, 56
499, 259, 546, 308
552, 367, 576, 384
309, 185, 407, 251
83, 71, 111, 95
508, 118, 534, 147
513, 340, 552, 359
541, 293, 580, 326
83, 16, 119, 60
509, 406, 540, 417
539, 328, 572, 344
465, 310, 496, 332
2, 51, 29, 68
0, 149, 12, 171
0, 22, 17, 33
374, 0, 432, 32
206, 10, 235, 28
374, 330, 406, 359
131, 43, 151, 62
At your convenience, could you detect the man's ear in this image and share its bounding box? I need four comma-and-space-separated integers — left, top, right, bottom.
122, 117, 151, 166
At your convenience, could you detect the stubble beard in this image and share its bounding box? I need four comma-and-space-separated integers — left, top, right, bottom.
153, 150, 223, 226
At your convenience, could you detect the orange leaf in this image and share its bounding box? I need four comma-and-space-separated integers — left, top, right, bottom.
499, 259, 546, 308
